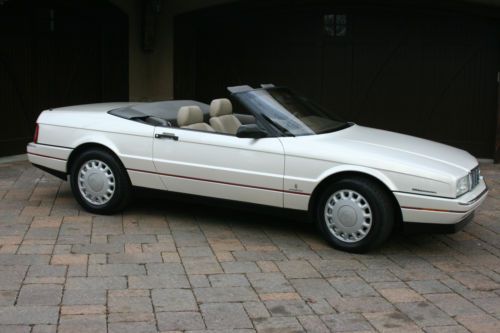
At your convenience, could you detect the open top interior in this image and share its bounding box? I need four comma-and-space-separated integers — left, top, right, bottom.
109, 98, 255, 135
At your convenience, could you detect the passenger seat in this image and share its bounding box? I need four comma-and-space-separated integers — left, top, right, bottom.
177, 106, 214, 132
209, 98, 241, 135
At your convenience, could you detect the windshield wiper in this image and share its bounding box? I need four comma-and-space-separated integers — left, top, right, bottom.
262, 114, 295, 137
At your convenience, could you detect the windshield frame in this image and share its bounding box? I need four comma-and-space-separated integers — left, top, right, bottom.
230, 87, 351, 137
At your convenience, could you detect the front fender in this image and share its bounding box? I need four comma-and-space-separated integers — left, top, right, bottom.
316, 165, 397, 191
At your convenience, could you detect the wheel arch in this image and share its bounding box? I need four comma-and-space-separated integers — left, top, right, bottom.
66, 142, 124, 175
308, 169, 403, 228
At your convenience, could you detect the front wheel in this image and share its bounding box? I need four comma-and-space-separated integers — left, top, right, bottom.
315, 177, 394, 253
70, 149, 131, 214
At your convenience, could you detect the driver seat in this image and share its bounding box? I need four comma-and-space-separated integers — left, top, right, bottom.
209, 98, 241, 135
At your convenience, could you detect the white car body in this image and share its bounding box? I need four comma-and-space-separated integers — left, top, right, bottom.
27, 95, 488, 229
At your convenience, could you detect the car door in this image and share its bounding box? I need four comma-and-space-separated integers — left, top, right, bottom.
152, 127, 285, 207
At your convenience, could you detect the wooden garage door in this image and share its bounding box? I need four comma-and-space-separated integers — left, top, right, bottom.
174, 4, 499, 158
0, 0, 128, 157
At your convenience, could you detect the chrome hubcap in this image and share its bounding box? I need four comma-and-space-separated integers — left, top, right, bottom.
324, 189, 373, 243
78, 160, 115, 205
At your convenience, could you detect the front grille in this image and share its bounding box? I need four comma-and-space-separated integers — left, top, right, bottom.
470, 166, 480, 190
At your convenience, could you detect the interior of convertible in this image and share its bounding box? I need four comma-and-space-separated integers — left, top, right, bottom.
109, 98, 255, 136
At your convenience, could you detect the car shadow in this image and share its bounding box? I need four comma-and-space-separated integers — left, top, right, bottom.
127, 187, 444, 255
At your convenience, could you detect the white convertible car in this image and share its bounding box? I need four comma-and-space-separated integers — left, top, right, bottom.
27, 85, 488, 252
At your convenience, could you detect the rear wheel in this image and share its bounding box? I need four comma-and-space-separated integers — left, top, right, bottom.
315, 177, 394, 253
70, 149, 131, 214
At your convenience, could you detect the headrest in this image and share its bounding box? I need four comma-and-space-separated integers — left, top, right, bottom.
177, 106, 203, 127
209, 98, 232, 117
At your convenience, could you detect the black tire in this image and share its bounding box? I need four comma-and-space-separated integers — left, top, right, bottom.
315, 177, 394, 253
70, 148, 131, 214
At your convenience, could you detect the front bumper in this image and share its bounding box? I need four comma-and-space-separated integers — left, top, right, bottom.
26, 142, 72, 175
394, 178, 488, 225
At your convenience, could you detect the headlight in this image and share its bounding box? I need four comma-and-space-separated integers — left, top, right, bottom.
456, 175, 470, 197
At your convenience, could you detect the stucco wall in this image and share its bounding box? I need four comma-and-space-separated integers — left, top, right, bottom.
109, 0, 235, 101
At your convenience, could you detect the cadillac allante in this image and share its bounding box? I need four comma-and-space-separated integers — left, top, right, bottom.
27, 85, 488, 252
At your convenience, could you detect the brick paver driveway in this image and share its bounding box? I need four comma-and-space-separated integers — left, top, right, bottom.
0, 161, 499, 333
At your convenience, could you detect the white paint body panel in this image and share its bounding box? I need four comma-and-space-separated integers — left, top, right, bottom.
27, 103, 488, 226
152, 128, 285, 207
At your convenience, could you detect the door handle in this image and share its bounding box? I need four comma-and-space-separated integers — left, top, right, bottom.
155, 133, 179, 141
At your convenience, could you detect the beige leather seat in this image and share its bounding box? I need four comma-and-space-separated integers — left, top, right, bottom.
209, 98, 242, 135
177, 106, 214, 132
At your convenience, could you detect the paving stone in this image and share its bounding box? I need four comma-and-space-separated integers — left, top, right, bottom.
357, 269, 399, 283
364, 311, 422, 332
473, 296, 500, 314
17, 245, 53, 255
128, 274, 189, 289
221, 261, 261, 273
321, 313, 373, 332
290, 278, 340, 300
194, 287, 258, 303
209, 273, 250, 287
0, 254, 50, 265
71, 243, 123, 254
309, 259, 364, 276
243, 301, 270, 319
87, 264, 146, 276
65, 276, 126, 290
66, 265, 87, 277
156, 311, 205, 331
276, 260, 320, 278
328, 295, 394, 313
108, 312, 155, 323
396, 301, 456, 327
108, 321, 157, 333
426, 293, 484, 316
253, 316, 303, 333
51, 254, 87, 266
62, 289, 107, 305
108, 252, 163, 264
455, 314, 500, 333
152, 288, 197, 311
189, 274, 210, 287
256, 260, 280, 273
201, 302, 252, 329
32, 325, 57, 333
379, 287, 424, 303
0, 269, 26, 290
0, 325, 31, 333
0, 291, 17, 306
145, 262, 185, 275
179, 246, 214, 257
58, 314, 106, 333
247, 272, 294, 294
108, 293, 153, 313
61, 305, 106, 315
265, 300, 313, 316
306, 298, 336, 315
424, 326, 469, 333
183, 257, 224, 275
329, 277, 379, 297
451, 271, 500, 291
17, 284, 62, 306
27, 265, 66, 277
407, 280, 452, 294
297, 315, 330, 333
0, 306, 59, 324
233, 251, 286, 261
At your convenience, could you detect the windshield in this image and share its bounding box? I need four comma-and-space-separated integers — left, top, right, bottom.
234, 88, 350, 136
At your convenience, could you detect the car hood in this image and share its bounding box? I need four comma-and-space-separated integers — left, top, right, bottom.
284, 125, 478, 181
341, 125, 477, 172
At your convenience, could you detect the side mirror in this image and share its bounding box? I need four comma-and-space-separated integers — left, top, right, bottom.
236, 124, 268, 139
